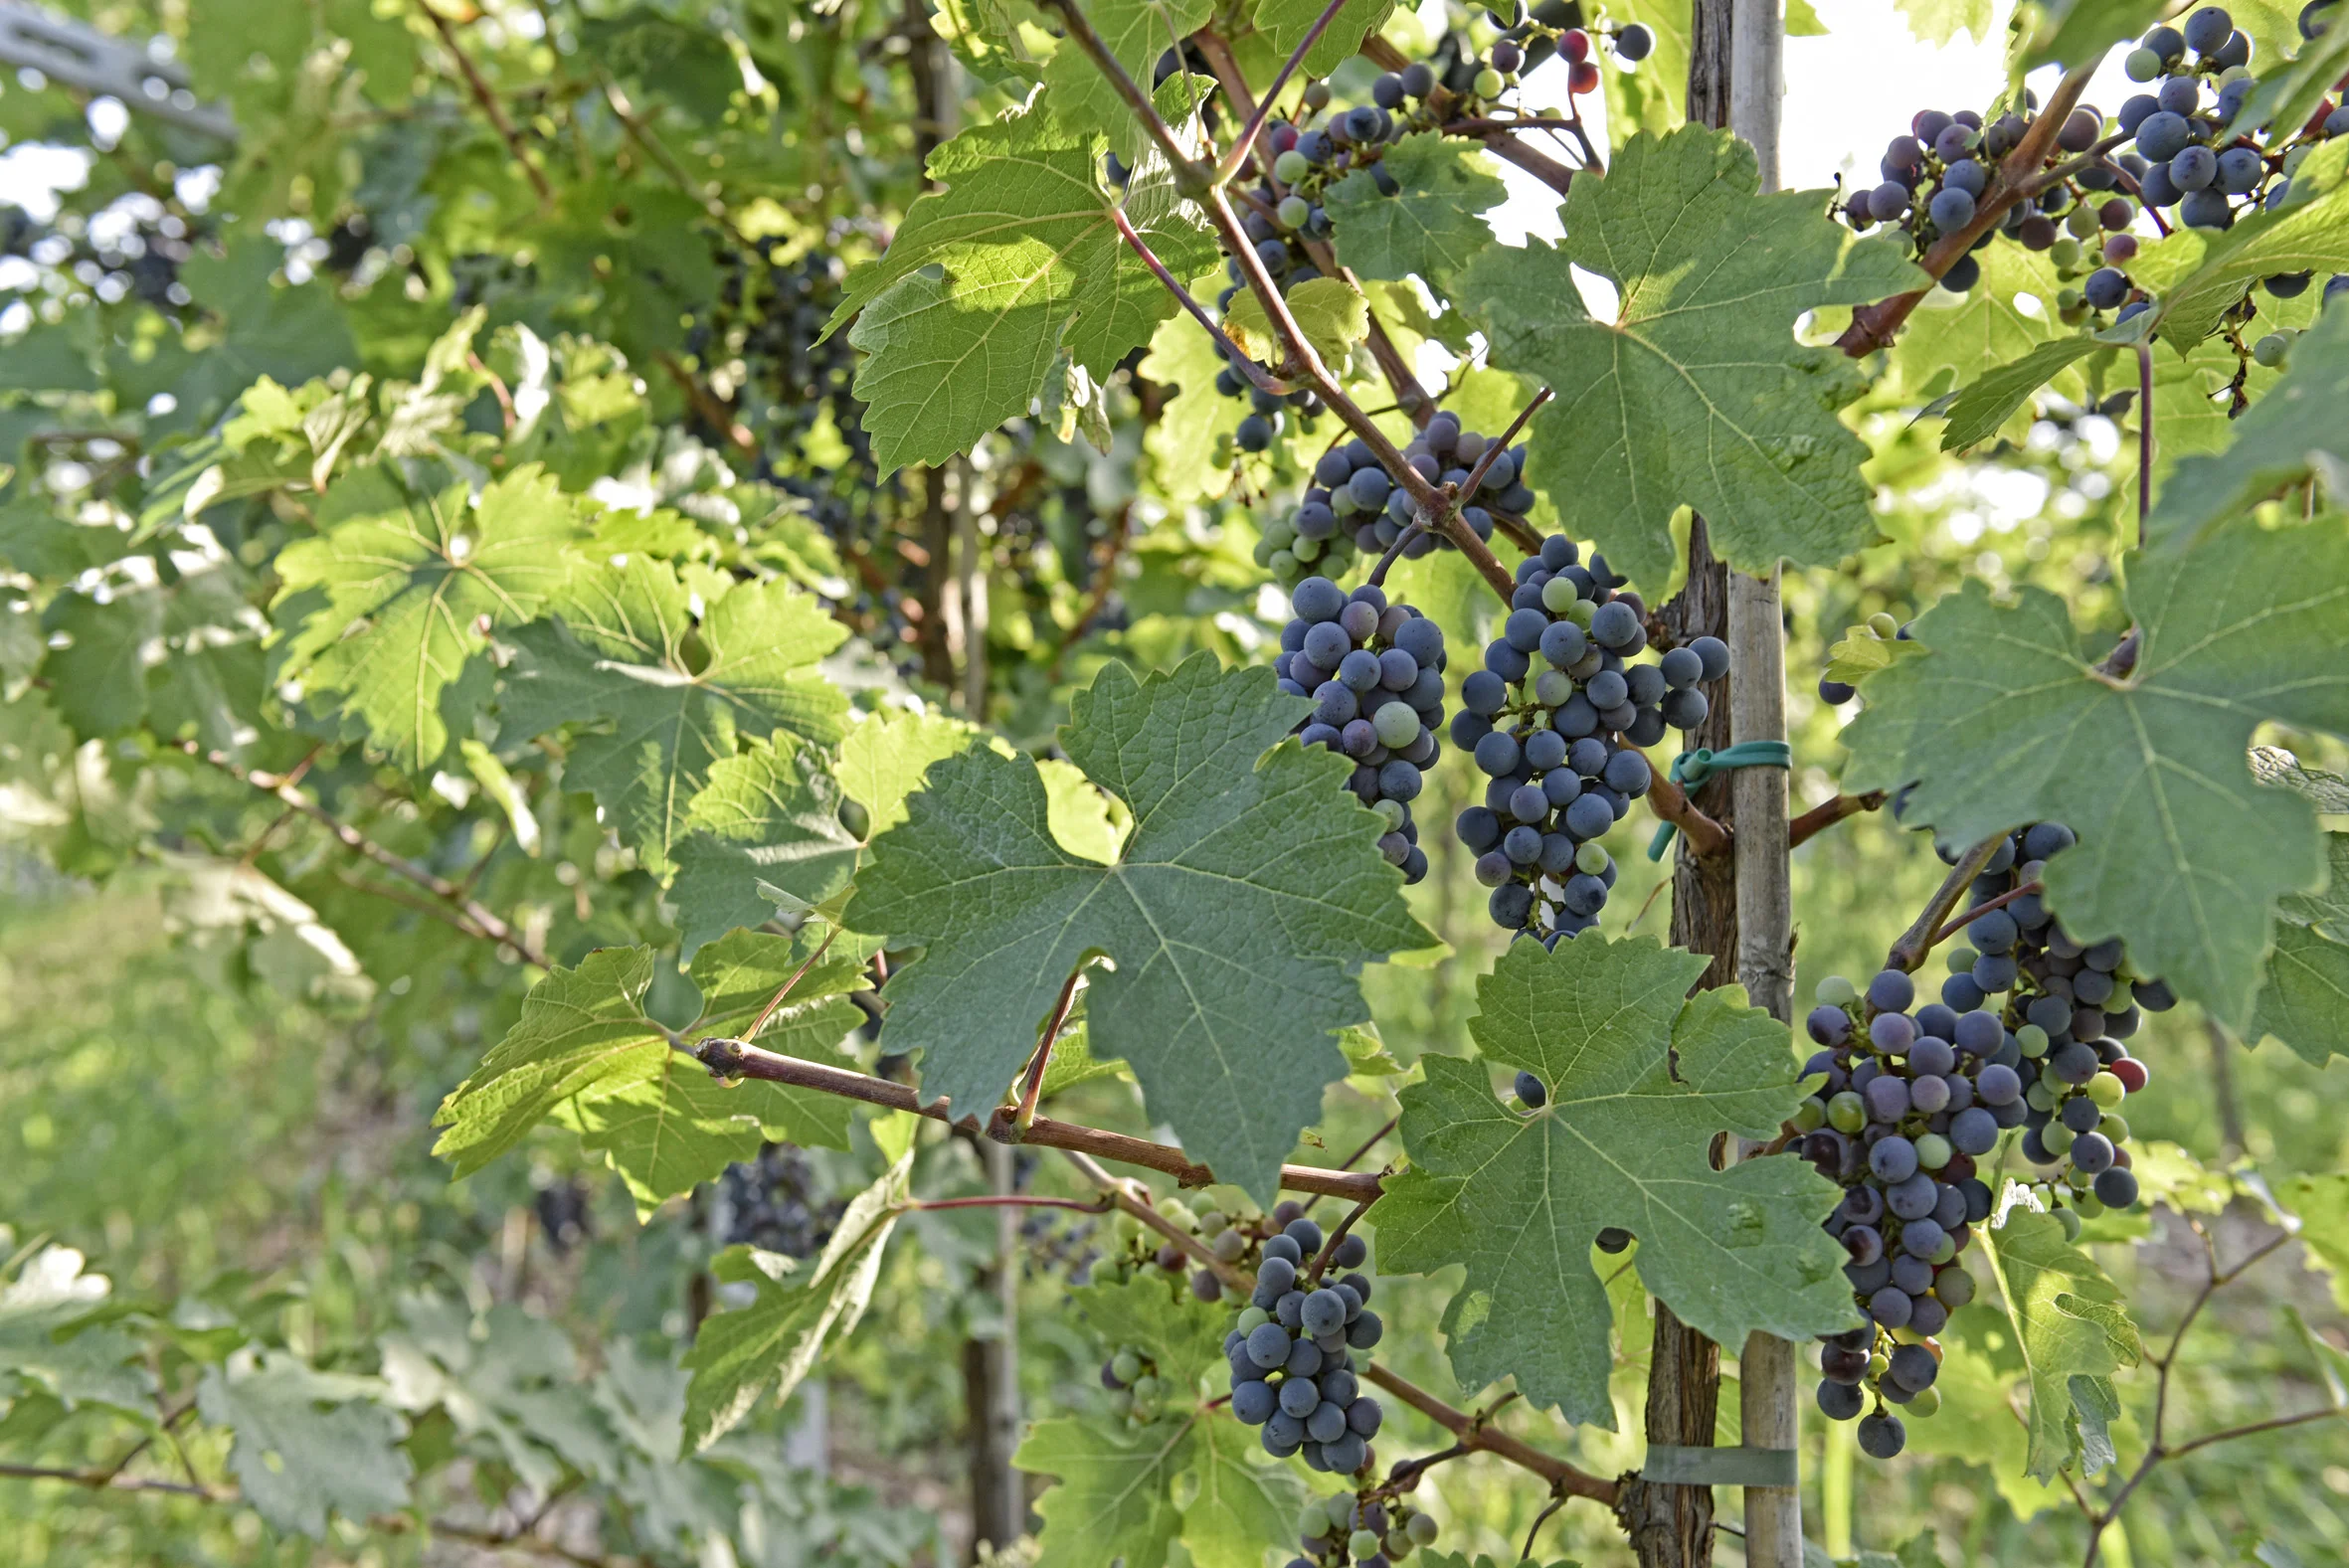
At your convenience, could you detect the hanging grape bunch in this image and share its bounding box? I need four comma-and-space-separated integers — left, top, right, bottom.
1290, 1490, 1441, 1568
716, 1143, 843, 1258
1449, 535, 1724, 942
1224, 1204, 1386, 1477
1278, 576, 1449, 884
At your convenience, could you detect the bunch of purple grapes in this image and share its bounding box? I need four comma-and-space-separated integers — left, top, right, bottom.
1224, 1209, 1386, 1476
1276, 576, 1448, 884
1450, 535, 1724, 941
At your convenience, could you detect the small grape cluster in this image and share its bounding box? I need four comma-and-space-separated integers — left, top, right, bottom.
715, 1143, 842, 1258
1290, 1490, 1440, 1568
1450, 535, 1725, 940
1277, 576, 1449, 884
1097, 1342, 1172, 1426
1225, 1207, 1386, 1476
1256, 412, 1536, 585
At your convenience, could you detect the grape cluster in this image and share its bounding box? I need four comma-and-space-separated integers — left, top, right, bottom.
0, 199, 201, 314
1449, 535, 1725, 940
1289, 1490, 1440, 1568
715, 1143, 842, 1258
1225, 1206, 1386, 1476
1256, 412, 1537, 585
1277, 576, 1449, 884
1097, 1342, 1173, 1426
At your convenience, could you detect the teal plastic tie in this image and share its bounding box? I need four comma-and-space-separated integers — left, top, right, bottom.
1644, 742, 1793, 861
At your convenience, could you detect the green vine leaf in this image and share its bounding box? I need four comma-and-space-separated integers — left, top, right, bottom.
1376, 936, 1852, 1429
2149, 304, 2349, 552
1324, 132, 1507, 288
1018, 1413, 1194, 1568
1882, 245, 2075, 421
846, 652, 1431, 1203
1974, 1208, 2141, 1481
0, 1247, 155, 1416
1460, 125, 1926, 591
434, 930, 870, 1213
1040, 0, 1213, 160
1252, 0, 1395, 78
1225, 275, 1369, 368
681, 1146, 912, 1452
272, 464, 583, 771
825, 89, 1215, 472
2250, 831, 2349, 1064
498, 558, 846, 874
2154, 142, 2349, 349
669, 740, 863, 958
196, 1350, 413, 1538
1902, 1306, 2076, 1518
1937, 336, 2106, 451
1840, 522, 2349, 1029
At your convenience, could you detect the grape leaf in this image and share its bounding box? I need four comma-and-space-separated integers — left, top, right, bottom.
680, 1146, 911, 1452
1973, 1209, 2141, 1481
1070, 1274, 1226, 1396
2231, 11, 2349, 146
0, 1247, 154, 1416
2251, 832, 2349, 1063
2280, 1172, 2349, 1310
845, 652, 1430, 1202
499, 558, 846, 873
273, 464, 583, 771
825, 88, 1215, 472
1252, 0, 1394, 78
2154, 142, 2349, 349
1324, 133, 1506, 288
1183, 1414, 1312, 1568
1895, 0, 1996, 43
2252, 745, 2349, 811
2149, 304, 2349, 551
1823, 625, 1922, 686
837, 705, 993, 835
1901, 1305, 2075, 1518
2020, 0, 2163, 70
1018, 1413, 1193, 1568
669, 740, 863, 958
378, 1294, 619, 1491
1040, 0, 1212, 160
1597, 0, 1688, 143
1839, 522, 2349, 1028
1938, 336, 2107, 451
1139, 310, 1246, 503
1224, 275, 1369, 368
1459, 126, 1926, 590
196, 1350, 413, 1538
1884, 245, 2075, 414
434, 930, 869, 1213
1376, 936, 1852, 1429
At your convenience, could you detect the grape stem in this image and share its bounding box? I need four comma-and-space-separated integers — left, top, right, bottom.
1108, 205, 1291, 396
694, 1033, 1386, 1199
1000, 962, 1089, 1138
744, 923, 843, 1043
1786, 789, 1885, 850
1060, 1148, 1256, 1294
1035, 0, 1207, 188
1213, 0, 1356, 186
903, 1193, 1115, 1214
418, 0, 554, 206
176, 738, 551, 970
1883, 830, 2015, 972
1366, 386, 1553, 585
1646, 771, 1733, 858
1921, 878, 2041, 951
1836, 51, 2108, 358
1303, 1193, 1379, 1284
2071, 1220, 2317, 1568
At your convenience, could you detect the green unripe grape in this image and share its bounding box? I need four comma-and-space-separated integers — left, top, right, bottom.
1563, 598, 1595, 629
2057, 286, 2084, 310
1263, 517, 1297, 551
1303, 82, 1332, 110
2217, 64, 2252, 86
2017, 1024, 2050, 1058
1300, 1503, 1332, 1539
1870, 1351, 1891, 1378
1866, 612, 1899, 640
2125, 45, 2164, 79
1946, 945, 1978, 973
1278, 194, 1313, 230
2027, 1081, 2057, 1112
1373, 797, 1407, 829
1541, 575, 1581, 612
1907, 1386, 1942, 1418
1108, 1388, 1134, 1417
2031, 1181, 2055, 1207
1929, 1233, 1957, 1264
1575, 841, 1611, 875
2103, 979, 2132, 1011
2060, 301, 2092, 326
1275, 150, 1312, 184
1237, 1306, 1271, 1332
1535, 669, 1574, 706
1111, 1347, 1144, 1383
1130, 1374, 1161, 1402
1268, 548, 1298, 576
1212, 1228, 1248, 1262
1915, 1132, 1953, 1170
1828, 1091, 1868, 1133
2100, 1114, 2131, 1143
2086, 1071, 2126, 1108
1408, 1512, 1440, 1545
1252, 538, 1276, 568
1199, 1209, 1227, 1237
1474, 67, 1506, 97
1292, 534, 1323, 563
1353, 1529, 1385, 1559
2050, 237, 2083, 268
1373, 700, 1421, 749
2284, 143, 2311, 175
1160, 1200, 1194, 1230
2066, 204, 2102, 239
2253, 332, 2291, 368
2067, 1165, 2094, 1191
1386, 1536, 1415, 1561
2043, 1121, 2077, 1155
1793, 1096, 1828, 1132
1816, 973, 1860, 1008
2074, 1192, 2105, 1219
2058, 1207, 2083, 1241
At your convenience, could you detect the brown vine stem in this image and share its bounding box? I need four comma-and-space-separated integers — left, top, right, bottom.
745, 924, 842, 1041
178, 741, 551, 970
1002, 963, 1089, 1138
1214, 0, 1355, 185
1923, 879, 2043, 949
655, 351, 758, 456
1836, 52, 2107, 357
1365, 1364, 1619, 1504
1787, 789, 1885, 850
1299, 1114, 1400, 1218
906, 1193, 1114, 1214
1109, 206, 1289, 396
1884, 830, 2012, 972
1304, 1193, 1378, 1284
696, 1034, 1384, 1199
415, 0, 552, 205
1060, 1148, 1255, 1295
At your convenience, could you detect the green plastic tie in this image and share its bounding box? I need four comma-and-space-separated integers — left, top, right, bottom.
1645, 742, 1793, 862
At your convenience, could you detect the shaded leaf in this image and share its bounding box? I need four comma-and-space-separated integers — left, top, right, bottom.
1938, 336, 2107, 451
196, 1349, 412, 1538
1974, 1209, 2140, 1480
669, 740, 862, 958
2149, 304, 2349, 551
1325, 133, 1507, 287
